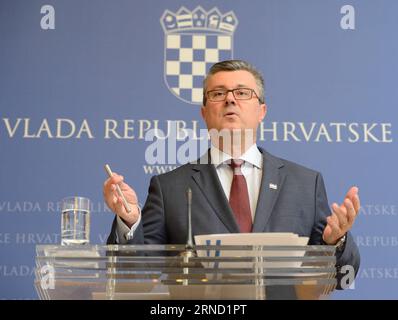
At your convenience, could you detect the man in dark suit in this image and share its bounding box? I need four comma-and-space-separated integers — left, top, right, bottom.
104, 60, 360, 282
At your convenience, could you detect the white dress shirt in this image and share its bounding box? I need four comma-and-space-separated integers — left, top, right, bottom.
210, 143, 263, 221
116, 143, 263, 243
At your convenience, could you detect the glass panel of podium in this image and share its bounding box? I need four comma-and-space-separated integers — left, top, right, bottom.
35, 244, 337, 300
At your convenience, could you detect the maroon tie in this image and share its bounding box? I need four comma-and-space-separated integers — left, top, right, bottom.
229, 159, 252, 233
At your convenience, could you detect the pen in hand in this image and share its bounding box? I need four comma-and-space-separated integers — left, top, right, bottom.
104, 164, 132, 213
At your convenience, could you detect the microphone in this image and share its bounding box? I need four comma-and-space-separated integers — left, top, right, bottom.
181, 187, 196, 258
186, 188, 194, 249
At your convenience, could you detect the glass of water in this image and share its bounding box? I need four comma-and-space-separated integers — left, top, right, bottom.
61, 196, 90, 245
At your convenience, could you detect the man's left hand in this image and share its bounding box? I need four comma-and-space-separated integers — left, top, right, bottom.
322, 186, 360, 245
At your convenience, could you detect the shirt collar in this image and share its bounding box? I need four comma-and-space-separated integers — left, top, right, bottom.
210, 143, 263, 169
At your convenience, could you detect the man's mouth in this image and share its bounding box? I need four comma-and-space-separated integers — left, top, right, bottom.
224, 111, 238, 117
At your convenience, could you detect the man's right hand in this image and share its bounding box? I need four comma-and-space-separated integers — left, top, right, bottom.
103, 173, 140, 228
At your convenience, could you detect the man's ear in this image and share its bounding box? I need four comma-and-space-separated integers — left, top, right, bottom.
201, 105, 206, 121
258, 103, 267, 123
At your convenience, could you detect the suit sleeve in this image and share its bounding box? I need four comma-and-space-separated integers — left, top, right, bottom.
311, 172, 360, 289
137, 175, 167, 244
107, 175, 166, 245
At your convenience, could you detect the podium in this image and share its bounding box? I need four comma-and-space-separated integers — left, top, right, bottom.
35, 244, 337, 300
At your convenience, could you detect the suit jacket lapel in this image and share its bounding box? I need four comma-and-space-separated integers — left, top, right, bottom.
252, 148, 286, 232
191, 151, 240, 233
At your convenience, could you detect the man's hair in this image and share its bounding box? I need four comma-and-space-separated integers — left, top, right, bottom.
202, 60, 265, 105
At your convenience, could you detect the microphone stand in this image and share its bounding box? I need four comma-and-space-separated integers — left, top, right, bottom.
181, 188, 196, 258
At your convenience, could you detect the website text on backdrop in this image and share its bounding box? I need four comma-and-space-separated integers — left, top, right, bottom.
103, 60, 361, 288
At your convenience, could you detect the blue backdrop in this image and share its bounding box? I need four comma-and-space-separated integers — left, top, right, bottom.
0, 0, 397, 299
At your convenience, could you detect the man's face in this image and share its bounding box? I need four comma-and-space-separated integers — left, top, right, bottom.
201, 70, 267, 134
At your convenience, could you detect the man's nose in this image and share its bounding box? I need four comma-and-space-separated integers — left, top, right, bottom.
225, 91, 236, 105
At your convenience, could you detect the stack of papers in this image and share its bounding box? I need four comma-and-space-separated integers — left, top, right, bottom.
194, 233, 309, 269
